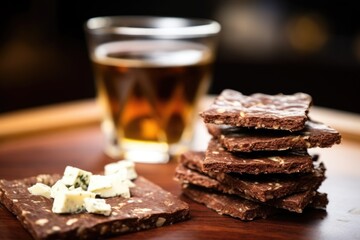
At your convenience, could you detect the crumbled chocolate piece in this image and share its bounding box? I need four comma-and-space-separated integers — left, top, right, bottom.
307, 192, 328, 209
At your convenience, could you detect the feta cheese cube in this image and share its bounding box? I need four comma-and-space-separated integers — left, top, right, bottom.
87, 175, 112, 192
83, 198, 111, 216
104, 159, 137, 180
52, 190, 95, 214
27, 183, 51, 198
92, 174, 130, 198
50, 180, 68, 198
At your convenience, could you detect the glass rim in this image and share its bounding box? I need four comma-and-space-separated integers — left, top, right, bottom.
85, 15, 221, 37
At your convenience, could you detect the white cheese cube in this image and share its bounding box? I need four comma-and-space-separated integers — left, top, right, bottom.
83, 198, 111, 216
87, 175, 112, 192
52, 190, 95, 214
50, 180, 68, 198
28, 183, 51, 198
104, 159, 137, 180
92, 174, 130, 198
61, 166, 92, 190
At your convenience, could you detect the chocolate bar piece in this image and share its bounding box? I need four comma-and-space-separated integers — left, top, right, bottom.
204, 139, 314, 175
200, 89, 312, 131
308, 192, 328, 209
268, 190, 317, 213
180, 151, 325, 202
206, 120, 341, 152
182, 184, 327, 221
182, 184, 279, 221
0, 175, 190, 240
175, 164, 322, 213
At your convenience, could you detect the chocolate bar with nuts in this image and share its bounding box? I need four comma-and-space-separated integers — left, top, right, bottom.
0, 175, 190, 240
175, 164, 321, 213
182, 184, 278, 221
200, 89, 312, 131
180, 151, 325, 201
204, 139, 314, 175
206, 120, 341, 152
182, 184, 327, 221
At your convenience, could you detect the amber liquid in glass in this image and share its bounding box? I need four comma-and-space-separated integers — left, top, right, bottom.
92, 40, 212, 162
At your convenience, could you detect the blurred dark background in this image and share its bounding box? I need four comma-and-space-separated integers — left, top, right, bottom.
1, 0, 360, 114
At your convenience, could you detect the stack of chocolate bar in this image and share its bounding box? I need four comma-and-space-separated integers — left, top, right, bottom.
175, 89, 341, 221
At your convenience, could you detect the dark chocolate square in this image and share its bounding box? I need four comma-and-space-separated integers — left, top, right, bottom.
200, 89, 312, 131
206, 120, 341, 152
179, 151, 326, 202
175, 164, 321, 213
182, 184, 327, 221
182, 184, 278, 221
203, 139, 314, 175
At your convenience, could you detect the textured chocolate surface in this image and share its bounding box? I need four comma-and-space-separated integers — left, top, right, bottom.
175, 164, 322, 213
308, 192, 329, 209
207, 120, 342, 152
204, 139, 314, 174
180, 151, 326, 202
268, 190, 317, 213
0, 175, 190, 240
200, 89, 312, 131
182, 184, 278, 221
182, 184, 327, 221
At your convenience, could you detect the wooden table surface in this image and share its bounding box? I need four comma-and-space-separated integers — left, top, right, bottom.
1, 98, 360, 240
